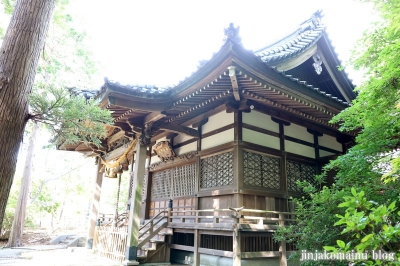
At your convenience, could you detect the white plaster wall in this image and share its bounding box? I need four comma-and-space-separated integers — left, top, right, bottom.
202, 111, 234, 134
174, 127, 194, 145
284, 123, 314, 143
285, 140, 315, 158
242, 111, 279, 133
202, 128, 234, 150
320, 150, 337, 157
174, 142, 197, 156
151, 155, 161, 164
319, 134, 342, 152
243, 129, 280, 150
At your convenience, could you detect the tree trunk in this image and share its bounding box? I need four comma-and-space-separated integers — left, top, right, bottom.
0, 0, 56, 232
6, 122, 40, 247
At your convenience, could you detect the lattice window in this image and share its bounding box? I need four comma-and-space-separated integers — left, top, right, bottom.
128, 172, 134, 199
243, 151, 281, 189
141, 174, 147, 202
287, 160, 317, 192
173, 164, 196, 197
200, 152, 233, 188
151, 169, 172, 199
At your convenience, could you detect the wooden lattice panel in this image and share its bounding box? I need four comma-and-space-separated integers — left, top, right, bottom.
94, 226, 128, 263
141, 173, 147, 202
200, 152, 233, 188
287, 160, 317, 192
243, 151, 281, 189
173, 163, 196, 197
151, 169, 172, 199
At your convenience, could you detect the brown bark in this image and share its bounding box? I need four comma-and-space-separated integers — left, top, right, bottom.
6, 122, 40, 247
0, 0, 56, 233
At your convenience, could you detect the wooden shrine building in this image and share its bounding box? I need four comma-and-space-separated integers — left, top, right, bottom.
62, 11, 356, 266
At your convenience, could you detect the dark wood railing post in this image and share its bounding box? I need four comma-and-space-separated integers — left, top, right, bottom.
279, 213, 287, 266
232, 209, 241, 266
167, 199, 173, 224
194, 229, 200, 266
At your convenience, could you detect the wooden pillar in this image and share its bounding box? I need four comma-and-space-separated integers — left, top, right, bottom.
86, 160, 103, 248
194, 229, 200, 266
194, 119, 207, 212
124, 141, 147, 265
140, 147, 151, 220
234, 111, 243, 208
232, 229, 241, 266
271, 117, 290, 194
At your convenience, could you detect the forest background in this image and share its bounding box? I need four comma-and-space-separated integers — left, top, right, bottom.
0, 0, 126, 241
0, 0, 399, 264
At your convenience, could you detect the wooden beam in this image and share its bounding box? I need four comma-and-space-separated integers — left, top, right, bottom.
229, 66, 240, 101
144, 112, 166, 124
271, 117, 291, 126
107, 130, 126, 147
108, 96, 171, 111
192, 118, 208, 129
155, 122, 200, 138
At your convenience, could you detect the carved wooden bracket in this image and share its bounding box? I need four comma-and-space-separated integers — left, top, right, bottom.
149, 151, 198, 171
153, 141, 176, 162
127, 117, 200, 146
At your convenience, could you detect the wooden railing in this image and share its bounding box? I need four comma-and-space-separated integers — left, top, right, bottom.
169, 207, 295, 229
98, 212, 128, 227
94, 207, 296, 263
93, 225, 128, 262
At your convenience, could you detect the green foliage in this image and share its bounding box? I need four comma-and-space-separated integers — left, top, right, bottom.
37, 0, 99, 88
323, 189, 400, 264
29, 86, 113, 147
275, 1, 400, 265
1, 0, 14, 14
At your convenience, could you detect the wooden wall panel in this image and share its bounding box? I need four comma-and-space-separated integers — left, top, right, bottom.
149, 198, 195, 218
198, 195, 234, 220
242, 195, 276, 218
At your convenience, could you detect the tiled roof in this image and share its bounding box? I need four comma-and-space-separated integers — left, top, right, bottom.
254, 11, 325, 64
272, 68, 350, 106
94, 11, 352, 107
104, 78, 173, 97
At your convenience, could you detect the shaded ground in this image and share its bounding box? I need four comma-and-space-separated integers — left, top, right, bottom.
0, 246, 120, 266
0, 228, 119, 265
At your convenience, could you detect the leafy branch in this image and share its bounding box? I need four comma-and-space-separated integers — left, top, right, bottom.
28, 85, 113, 147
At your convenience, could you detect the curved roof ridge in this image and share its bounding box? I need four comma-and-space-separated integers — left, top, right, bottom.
254, 10, 324, 60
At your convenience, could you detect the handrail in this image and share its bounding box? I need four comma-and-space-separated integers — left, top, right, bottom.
100, 212, 128, 227
138, 211, 168, 239
140, 210, 167, 229
170, 208, 295, 216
